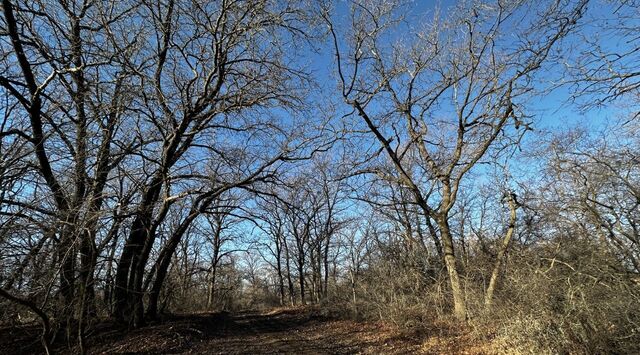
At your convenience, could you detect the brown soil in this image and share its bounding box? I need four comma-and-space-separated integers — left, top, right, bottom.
0, 308, 435, 354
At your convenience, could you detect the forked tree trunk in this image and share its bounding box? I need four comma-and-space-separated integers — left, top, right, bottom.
146, 213, 195, 320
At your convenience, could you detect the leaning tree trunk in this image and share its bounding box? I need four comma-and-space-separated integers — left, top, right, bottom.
146, 211, 198, 319
485, 194, 518, 309
113, 173, 164, 326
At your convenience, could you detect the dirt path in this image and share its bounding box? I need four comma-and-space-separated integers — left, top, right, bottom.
1, 308, 488, 354
84, 308, 422, 354
191, 310, 355, 354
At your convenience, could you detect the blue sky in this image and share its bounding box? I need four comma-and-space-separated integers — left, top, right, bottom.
306, 0, 630, 133
291, 0, 638, 220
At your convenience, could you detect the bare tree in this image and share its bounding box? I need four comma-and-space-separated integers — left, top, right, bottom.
344, 217, 375, 316
252, 191, 290, 306
566, 1, 640, 111
323, 0, 587, 320
203, 201, 242, 311
544, 125, 640, 273
0, 1, 139, 348
109, 0, 317, 327
0, 0, 322, 348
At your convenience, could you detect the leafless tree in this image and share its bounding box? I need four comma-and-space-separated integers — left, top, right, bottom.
566, 1, 640, 112
252, 191, 291, 306
544, 125, 640, 273
1, 0, 140, 348
0, 0, 325, 349
324, 0, 587, 320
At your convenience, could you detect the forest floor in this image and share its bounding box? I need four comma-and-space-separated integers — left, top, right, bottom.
0, 307, 487, 354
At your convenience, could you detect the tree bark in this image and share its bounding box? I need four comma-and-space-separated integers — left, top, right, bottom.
485, 194, 518, 309
275, 237, 285, 306
283, 239, 295, 305
437, 215, 466, 321
298, 256, 306, 305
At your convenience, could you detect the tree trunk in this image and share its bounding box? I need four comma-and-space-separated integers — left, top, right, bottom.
78, 231, 97, 319
298, 259, 306, 305
113, 174, 164, 326
275, 240, 285, 306
146, 212, 196, 319
207, 266, 217, 310
437, 215, 466, 321
350, 270, 357, 316
283, 239, 295, 305
485, 194, 518, 309
322, 238, 330, 300
57, 224, 76, 323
